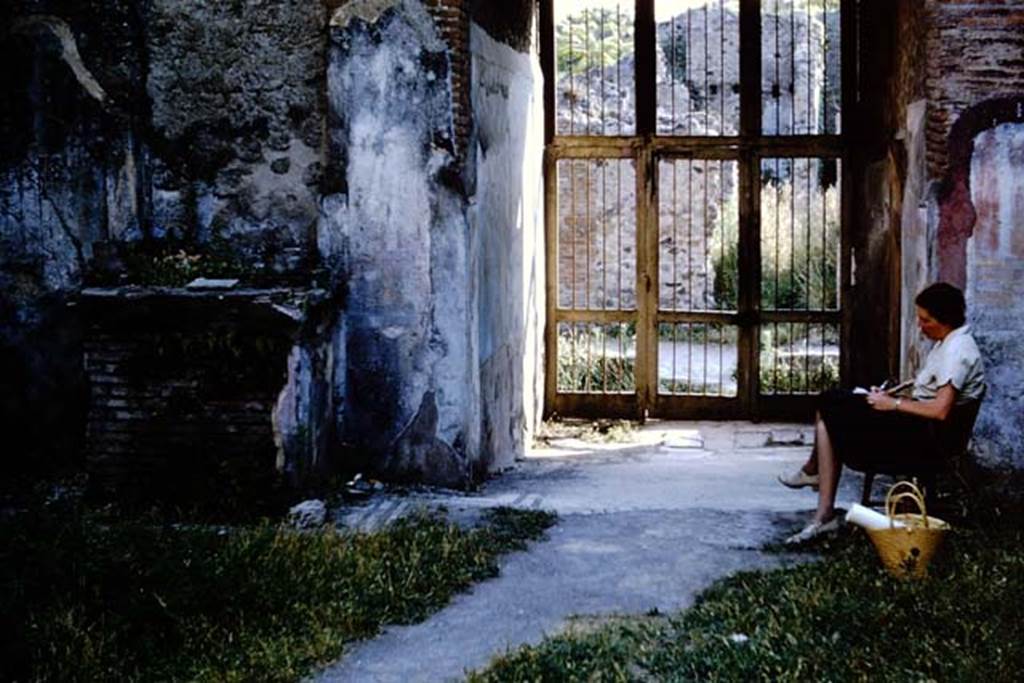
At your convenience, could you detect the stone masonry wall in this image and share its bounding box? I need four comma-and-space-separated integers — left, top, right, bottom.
3, 0, 540, 488
0, 0, 329, 475
899, 1, 1024, 468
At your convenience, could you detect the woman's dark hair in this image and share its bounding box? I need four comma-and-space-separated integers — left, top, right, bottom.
915, 282, 966, 328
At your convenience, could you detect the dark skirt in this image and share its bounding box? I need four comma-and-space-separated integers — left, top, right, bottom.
816, 389, 942, 471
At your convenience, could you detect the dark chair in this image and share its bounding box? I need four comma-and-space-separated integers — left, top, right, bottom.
858, 393, 984, 506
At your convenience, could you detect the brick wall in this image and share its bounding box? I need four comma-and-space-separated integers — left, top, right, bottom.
85, 333, 279, 488
80, 289, 303, 505
925, 0, 1024, 181
425, 0, 471, 158
891, 0, 928, 132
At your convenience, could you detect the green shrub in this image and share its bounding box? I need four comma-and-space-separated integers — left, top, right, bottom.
557, 328, 635, 393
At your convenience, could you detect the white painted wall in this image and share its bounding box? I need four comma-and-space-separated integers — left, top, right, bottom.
469, 21, 546, 470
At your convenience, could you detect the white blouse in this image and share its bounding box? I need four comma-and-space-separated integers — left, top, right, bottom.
912, 325, 986, 404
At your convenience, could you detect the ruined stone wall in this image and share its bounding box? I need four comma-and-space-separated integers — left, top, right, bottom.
2, 0, 541, 488
469, 2, 544, 473
143, 0, 326, 272
0, 0, 329, 475
897, 1, 1024, 468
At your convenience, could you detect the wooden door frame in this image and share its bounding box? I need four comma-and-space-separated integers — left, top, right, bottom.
540, 0, 854, 421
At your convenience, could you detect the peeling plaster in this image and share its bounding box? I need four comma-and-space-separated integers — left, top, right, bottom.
330, 0, 444, 52
966, 122, 1024, 468
321, 3, 478, 485
12, 15, 109, 104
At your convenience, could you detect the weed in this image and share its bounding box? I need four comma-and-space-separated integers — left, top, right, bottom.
469, 498, 1024, 682
0, 504, 555, 682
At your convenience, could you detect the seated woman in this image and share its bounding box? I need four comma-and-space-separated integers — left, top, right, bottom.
779, 282, 986, 544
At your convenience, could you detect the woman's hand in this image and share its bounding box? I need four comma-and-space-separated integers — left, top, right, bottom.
866, 391, 899, 411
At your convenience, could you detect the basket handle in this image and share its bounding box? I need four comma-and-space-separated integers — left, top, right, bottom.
885, 488, 930, 529
886, 479, 925, 503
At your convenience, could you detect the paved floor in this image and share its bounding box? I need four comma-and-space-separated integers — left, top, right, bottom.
313, 421, 871, 683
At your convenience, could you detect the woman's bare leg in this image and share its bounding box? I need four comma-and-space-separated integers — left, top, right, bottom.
813, 414, 841, 523
800, 411, 823, 475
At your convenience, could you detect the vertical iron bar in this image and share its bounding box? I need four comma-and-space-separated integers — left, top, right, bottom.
673, 160, 679, 311
704, 162, 710, 312
585, 8, 591, 135
774, 0, 780, 136
602, 323, 608, 393
618, 4, 623, 136
687, 160, 693, 378
821, 158, 827, 370
721, 160, 727, 312
807, 0, 813, 135
704, 4, 710, 134
774, 158, 780, 310
618, 159, 624, 309
822, 0, 828, 135
586, 160, 592, 310
618, 161, 624, 367
703, 160, 710, 390
720, 0, 726, 134
585, 321, 592, 392
672, 161, 678, 392
806, 157, 812, 312
602, 161, 608, 312
570, 160, 577, 309
804, 159, 811, 391
569, 9, 575, 135
790, 0, 795, 136
789, 158, 795, 391
686, 7, 692, 134
773, 157, 781, 391
601, 9, 606, 137
719, 159, 725, 394
671, 7, 677, 134
602, 162, 608, 392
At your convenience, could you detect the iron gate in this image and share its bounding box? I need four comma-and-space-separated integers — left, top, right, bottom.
542, 0, 851, 420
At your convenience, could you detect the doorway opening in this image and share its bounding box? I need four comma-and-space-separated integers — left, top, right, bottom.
541, 0, 851, 421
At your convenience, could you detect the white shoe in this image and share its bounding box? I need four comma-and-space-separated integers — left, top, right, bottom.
778, 468, 820, 490
784, 516, 842, 545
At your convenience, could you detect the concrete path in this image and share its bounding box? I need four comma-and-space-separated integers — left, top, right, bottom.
313, 421, 871, 683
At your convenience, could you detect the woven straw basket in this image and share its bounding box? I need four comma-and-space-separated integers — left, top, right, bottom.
866, 480, 950, 579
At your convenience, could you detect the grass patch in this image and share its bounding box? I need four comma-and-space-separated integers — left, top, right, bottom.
469, 494, 1023, 682
0, 500, 555, 682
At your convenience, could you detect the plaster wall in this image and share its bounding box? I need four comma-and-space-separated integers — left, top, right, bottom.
899, 99, 937, 378
894, 0, 1024, 468
966, 123, 1024, 468
321, 1, 481, 487
469, 20, 545, 472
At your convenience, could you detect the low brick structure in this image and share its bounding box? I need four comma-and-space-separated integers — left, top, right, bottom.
81, 286, 336, 505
